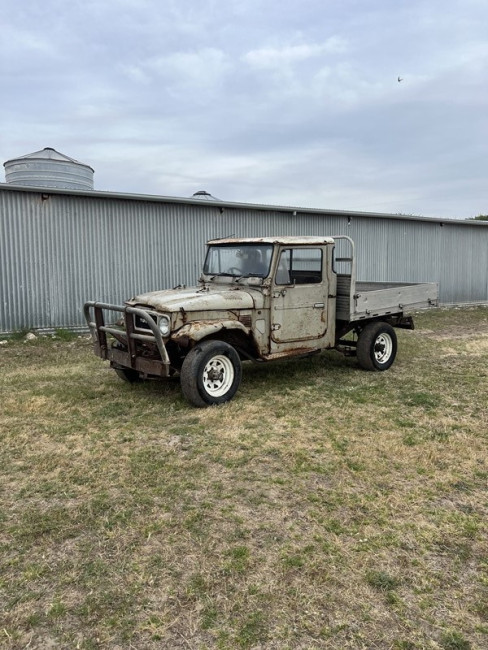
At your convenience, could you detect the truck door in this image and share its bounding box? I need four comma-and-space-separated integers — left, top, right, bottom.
271, 247, 328, 345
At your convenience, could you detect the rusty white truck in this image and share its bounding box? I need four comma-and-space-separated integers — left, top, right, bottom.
84, 236, 438, 407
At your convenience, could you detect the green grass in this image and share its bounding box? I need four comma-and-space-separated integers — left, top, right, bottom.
1, 307, 488, 648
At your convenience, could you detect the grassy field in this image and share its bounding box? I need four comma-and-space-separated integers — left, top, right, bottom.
1, 307, 488, 649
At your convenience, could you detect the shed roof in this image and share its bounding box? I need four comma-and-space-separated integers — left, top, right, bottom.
1, 181, 487, 228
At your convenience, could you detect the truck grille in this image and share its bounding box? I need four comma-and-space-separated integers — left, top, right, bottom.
134, 313, 154, 331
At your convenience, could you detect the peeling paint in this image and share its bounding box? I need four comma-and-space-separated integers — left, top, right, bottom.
172, 319, 249, 344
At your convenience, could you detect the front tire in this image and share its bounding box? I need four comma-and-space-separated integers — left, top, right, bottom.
114, 367, 142, 383
357, 322, 397, 371
180, 340, 242, 407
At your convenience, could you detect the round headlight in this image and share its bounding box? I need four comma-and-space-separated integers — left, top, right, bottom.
158, 316, 171, 337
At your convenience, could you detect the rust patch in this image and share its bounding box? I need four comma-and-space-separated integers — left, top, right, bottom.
262, 347, 319, 361
172, 319, 249, 345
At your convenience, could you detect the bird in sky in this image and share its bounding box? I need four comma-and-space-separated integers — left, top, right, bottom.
398, 76, 403, 82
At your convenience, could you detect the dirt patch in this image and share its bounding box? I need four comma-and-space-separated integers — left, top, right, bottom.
466, 336, 488, 354
423, 328, 488, 341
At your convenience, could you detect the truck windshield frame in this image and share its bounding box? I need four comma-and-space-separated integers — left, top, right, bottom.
203, 244, 274, 278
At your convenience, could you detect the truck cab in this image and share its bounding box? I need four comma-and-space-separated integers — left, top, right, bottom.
199, 236, 337, 358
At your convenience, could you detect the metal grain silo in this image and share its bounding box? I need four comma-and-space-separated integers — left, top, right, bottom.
4, 147, 94, 190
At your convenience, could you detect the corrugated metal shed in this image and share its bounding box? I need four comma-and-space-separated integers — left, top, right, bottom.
1, 182, 487, 333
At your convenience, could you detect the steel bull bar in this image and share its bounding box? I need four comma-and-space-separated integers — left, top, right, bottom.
83, 302, 171, 377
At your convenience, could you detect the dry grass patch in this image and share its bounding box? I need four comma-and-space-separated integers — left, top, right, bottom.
1, 308, 488, 649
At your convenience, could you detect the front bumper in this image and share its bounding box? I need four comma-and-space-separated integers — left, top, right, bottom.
83, 301, 171, 377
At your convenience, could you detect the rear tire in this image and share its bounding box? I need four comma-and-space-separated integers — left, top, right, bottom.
357, 322, 397, 371
180, 340, 242, 407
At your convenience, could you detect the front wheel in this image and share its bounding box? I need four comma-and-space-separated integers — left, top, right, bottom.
356, 322, 397, 371
114, 367, 142, 383
180, 340, 242, 407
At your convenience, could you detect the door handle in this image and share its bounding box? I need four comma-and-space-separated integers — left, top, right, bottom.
313, 303, 325, 308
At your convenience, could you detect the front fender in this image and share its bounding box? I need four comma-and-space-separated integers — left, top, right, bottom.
171, 320, 250, 346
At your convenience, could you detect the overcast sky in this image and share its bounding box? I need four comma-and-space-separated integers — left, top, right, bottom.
1, 0, 488, 219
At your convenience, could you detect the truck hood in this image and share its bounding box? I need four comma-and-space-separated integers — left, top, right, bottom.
127, 285, 263, 312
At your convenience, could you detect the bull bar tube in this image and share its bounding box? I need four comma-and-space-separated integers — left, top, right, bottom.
83, 302, 171, 377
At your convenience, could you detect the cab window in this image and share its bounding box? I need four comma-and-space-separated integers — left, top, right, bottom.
275, 248, 323, 285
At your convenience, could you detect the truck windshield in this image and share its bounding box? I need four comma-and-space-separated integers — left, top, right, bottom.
204, 244, 273, 278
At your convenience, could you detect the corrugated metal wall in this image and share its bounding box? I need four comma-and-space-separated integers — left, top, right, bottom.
1, 186, 487, 333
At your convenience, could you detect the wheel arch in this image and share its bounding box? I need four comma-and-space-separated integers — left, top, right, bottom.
172, 320, 258, 359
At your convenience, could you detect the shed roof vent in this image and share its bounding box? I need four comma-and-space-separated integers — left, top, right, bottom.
191, 190, 222, 201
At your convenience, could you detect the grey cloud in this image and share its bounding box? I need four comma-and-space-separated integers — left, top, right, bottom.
1, 0, 488, 218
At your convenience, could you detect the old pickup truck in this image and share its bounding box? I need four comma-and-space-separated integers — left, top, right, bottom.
84, 236, 438, 407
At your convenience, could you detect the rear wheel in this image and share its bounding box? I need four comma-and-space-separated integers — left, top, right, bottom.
180, 340, 242, 407
357, 322, 397, 371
